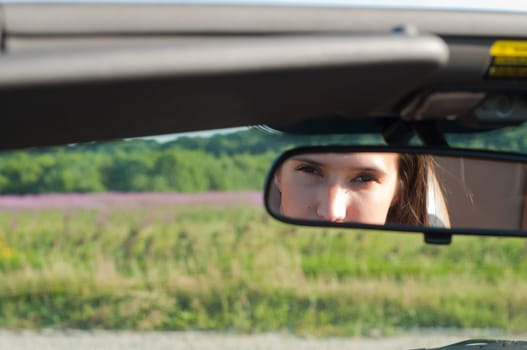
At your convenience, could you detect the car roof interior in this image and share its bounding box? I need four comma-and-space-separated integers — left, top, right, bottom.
1, 3, 527, 150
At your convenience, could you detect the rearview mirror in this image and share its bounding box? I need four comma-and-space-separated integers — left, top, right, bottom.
264, 146, 527, 238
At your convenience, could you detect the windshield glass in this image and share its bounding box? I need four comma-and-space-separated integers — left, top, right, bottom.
1, 128, 527, 349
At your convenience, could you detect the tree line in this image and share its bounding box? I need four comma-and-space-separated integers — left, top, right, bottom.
0, 125, 526, 194
0, 148, 279, 194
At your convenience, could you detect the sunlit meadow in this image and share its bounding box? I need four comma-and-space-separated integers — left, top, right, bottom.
0, 192, 527, 336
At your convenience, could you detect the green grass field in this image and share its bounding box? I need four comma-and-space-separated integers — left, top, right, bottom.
1, 200, 527, 336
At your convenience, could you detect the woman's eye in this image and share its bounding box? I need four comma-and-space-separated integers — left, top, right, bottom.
296, 165, 322, 176
352, 174, 377, 183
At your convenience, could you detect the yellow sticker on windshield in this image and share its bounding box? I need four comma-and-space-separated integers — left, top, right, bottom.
488, 40, 527, 79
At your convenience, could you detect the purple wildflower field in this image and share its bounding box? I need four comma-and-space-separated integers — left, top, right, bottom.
0, 191, 263, 210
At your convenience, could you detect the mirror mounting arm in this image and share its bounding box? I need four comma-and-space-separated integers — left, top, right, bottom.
424, 232, 452, 245
414, 121, 449, 147
382, 119, 415, 146
382, 119, 449, 147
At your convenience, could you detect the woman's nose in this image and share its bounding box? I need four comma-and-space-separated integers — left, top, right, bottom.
316, 186, 348, 222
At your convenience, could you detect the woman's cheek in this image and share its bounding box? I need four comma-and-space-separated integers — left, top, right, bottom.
345, 197, 368, 223
282, 183, 317, 219
346, 189, 392, 224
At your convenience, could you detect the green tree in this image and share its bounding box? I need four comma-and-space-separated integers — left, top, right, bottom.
101, 151, 156, 191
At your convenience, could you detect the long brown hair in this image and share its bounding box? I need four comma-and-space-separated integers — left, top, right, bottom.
386, 154, 434, 226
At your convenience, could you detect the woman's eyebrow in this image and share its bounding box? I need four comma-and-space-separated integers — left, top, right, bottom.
292, 156, 389, 175
291, 157, 325, 166
354, 167, 388, 176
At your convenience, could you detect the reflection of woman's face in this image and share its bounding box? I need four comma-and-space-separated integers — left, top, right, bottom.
274, 153, 399, 224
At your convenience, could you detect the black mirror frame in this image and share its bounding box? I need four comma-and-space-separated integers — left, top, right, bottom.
264, 145, 527, 242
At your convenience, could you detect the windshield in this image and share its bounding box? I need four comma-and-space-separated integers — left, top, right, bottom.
1, 128, 527, 349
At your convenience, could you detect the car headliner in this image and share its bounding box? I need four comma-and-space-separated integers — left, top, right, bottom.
0, 2, 526, 150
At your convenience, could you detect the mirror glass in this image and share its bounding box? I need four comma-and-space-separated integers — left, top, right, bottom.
265, 148, 527, 232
